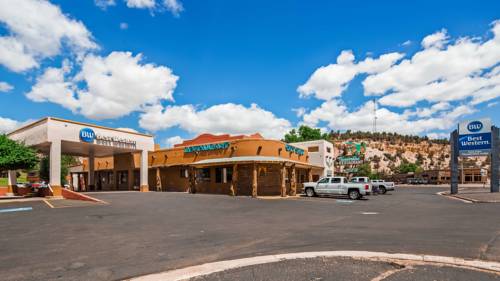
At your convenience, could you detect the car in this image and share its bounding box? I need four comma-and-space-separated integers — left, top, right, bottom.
407, 178, 428, 185
370, 179, 396, 194
303, 176, 372, 200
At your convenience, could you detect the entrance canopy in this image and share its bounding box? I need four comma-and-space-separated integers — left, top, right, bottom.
7, 117, 154, 193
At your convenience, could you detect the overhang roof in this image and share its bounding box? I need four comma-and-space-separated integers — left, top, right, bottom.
190, 156, 323, 169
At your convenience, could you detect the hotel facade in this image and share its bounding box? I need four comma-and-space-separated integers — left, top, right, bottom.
4, 117, 326, 197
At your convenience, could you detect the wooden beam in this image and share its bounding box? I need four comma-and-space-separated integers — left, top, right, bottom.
290, 164, 297, 196
281, 163, 287, 197
252, 163, 258, 198
230, 164, 238, 196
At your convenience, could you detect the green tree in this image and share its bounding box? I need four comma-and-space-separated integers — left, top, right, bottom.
396, 162, 423, 174
283, 125, 329, 143
0, 135, 38, 172
39, 155, 78, 185
355, 163, 372, 177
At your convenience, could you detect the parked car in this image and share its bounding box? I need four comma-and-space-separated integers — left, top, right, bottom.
303, 176, 372, 200
370, 179, 396, 194
407, 178, 428, 185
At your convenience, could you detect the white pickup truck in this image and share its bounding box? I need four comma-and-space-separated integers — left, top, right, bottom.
351, 177, 395, 194
303, 176, 372, 200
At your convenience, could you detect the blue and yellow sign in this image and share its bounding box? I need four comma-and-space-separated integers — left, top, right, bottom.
184, 142, 230, 153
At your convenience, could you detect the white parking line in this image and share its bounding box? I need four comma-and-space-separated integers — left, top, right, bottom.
361, 212, 379, 215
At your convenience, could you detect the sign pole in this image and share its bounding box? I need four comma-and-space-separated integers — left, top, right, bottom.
450, 129, 459, 194
491, 126, 499, 193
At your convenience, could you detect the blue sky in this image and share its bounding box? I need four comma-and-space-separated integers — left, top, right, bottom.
0, 0, 499, 147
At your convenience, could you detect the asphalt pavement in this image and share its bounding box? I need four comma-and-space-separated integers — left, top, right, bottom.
1, 187, 500, 280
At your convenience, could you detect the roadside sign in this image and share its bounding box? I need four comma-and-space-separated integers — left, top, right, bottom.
458, 118, 492, 156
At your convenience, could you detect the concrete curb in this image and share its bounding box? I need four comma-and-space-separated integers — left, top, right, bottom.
437, 191, 500, 203
127, 251, 500, 281
61, 189, 108, 204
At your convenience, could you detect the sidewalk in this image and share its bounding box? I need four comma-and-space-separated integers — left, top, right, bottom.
442, 186, 500, 203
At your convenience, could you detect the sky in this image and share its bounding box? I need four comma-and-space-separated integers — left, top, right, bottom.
0, 0, 499, 147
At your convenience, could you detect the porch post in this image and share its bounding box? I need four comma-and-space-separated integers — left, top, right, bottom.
50, 139, 62, 196
230, 164, 238, 196
252, 163, 258, 198
156, 167, 162, 191
88, 151, 95, 191
308, 168, 313, 182
7, 170, 17, 195
290, 164, 297, 196
280, 163, 287, 197
139, 150, 149, 192
189, 166, 196, 194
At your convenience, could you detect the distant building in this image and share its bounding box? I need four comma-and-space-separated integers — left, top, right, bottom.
292, 140, 334, 181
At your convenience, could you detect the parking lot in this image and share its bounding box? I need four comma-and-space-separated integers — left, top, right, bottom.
2, 187, 500, 281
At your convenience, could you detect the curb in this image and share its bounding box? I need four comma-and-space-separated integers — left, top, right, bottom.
127, 251, 500, 281
61, 189, 108, 204
437, 191, 500, 203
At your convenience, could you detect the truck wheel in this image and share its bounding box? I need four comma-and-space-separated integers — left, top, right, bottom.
305, 188, 316, 197
348, 189, 361, 200
379, 186, 387, 194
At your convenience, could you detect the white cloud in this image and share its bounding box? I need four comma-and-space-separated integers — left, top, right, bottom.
117, 127, 138, 133
139, 103, 292, 139
95, 0, 116, 9
26, 52, 179, 120
0, 0, 97, 72
292, 107, 306, 117
363, 21, 500, 107
126, 0, 155, 8
301, 99, 475, 136
487, 101, 498, 108
297, 50, 404, 100
163, 0, 183, 16
401, 40, 412, 47
427, 132, 449, 140
0, 116, 32, 134
164, 135, 183, 148
421, 29, 449, 49
0, 81, 13, 92
120, 22, 129, 30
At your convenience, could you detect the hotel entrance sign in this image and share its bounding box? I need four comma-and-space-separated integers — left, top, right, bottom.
458, 118, 492, 156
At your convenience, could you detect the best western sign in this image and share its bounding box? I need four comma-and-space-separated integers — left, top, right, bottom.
458, 118, 492, 156
79, 128, 137, 149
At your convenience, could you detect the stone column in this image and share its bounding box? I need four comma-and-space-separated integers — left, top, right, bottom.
230, 164, 238, 196
50, 140, 62, 196
252, 163, 258, 198
88, 151, 95, 191
280, 164, 287, 197
7, 170, 17, 195
127, 168, 134, 190
290, 164, 297, 196
139, 150, 149, 192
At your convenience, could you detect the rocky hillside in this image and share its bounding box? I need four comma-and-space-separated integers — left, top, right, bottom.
330, 131, 489, 174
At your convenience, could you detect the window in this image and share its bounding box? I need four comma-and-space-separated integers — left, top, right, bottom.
318, 178, 329, 184
180, 168, 188, 178
215, 168, 223, 183
326, 147, 332, 153
201, 168, 211, 181
331, 177, 341, 183
308, 146, 319, 152
226, 167, 233, 182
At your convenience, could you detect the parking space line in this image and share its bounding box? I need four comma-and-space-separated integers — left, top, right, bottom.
43, 199, 55, 208
0, 207, 33, 213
